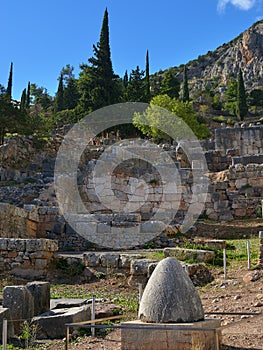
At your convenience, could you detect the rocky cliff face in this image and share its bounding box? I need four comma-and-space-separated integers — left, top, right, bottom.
154, 20, 263, 95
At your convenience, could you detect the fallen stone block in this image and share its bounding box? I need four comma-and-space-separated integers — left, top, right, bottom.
50, 298, 88, 309
32, 305, 91, 339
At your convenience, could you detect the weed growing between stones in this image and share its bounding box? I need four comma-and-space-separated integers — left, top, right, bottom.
55, 257, 85, 277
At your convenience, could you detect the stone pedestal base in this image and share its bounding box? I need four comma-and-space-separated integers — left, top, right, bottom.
121, 319, 221, 350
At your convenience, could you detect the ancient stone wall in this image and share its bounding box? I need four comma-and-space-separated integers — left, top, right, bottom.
0, 238, 58, 275
215, 125, 263, 155
206, 164, 263, 221
0, 203, 58, 238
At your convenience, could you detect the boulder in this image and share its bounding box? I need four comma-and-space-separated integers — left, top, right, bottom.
138, 257, 204, 323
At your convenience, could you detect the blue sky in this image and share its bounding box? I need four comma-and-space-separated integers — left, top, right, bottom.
1, 0, 263, 100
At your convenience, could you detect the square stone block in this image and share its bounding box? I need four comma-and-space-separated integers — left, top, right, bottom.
121, 319, 221, 350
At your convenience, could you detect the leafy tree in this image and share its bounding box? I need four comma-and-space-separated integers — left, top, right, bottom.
133, 94, 210, 141
78, 8, 119, 112
160, 69, 180, 98
182, 65, 189, 102
236, 68, 248, 121
211, 94, 223, 110
54, 74, 64, 112
6, 62, 13, 99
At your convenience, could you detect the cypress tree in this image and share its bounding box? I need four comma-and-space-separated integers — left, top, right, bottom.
6, 62, 13, 99
236, 68, 248, 121
182, 65, 189, 102
78, 8, 119, 111
123, 70, 129, 89
145, 50, 151, 102
26, 82, 31, 108
55, 74, 64, 112
20, 88, 26, 110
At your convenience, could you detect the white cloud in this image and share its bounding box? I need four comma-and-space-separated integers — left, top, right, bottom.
218, 0, 256, 12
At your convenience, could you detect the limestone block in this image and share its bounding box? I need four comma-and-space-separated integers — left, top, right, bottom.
0, 239, 7, 250
130, 259, 155, 276
121, 319, 221, 350
97, 222, 111, 233
83, 252, 101, 267
3, 286, 34, 334
100, 253, 120, 268
218, 211, 234, 221
32, 305, 91, 339
164, 247, 215, 263
26, 281, 50, 316
119, 254, 145, 269
140, 221, 166, 234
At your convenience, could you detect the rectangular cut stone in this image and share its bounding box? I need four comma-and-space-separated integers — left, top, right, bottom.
121, 319, 221, 350
26, 281, 50, 316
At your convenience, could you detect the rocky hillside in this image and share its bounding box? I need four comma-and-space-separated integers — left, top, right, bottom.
153, 20, 263, 96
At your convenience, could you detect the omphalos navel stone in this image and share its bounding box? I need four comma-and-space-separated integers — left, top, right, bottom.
138, 257, 204, 323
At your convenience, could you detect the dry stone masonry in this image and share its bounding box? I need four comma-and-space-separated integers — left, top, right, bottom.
0, 238, 58, 278
1, 124, 263, 250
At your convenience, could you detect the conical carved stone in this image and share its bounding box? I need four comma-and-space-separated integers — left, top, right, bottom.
138, 257, 204, 323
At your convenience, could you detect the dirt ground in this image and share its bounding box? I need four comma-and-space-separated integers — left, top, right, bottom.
32, 261, 263, 350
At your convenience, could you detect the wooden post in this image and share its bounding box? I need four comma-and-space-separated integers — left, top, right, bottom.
2, 319, 7, 350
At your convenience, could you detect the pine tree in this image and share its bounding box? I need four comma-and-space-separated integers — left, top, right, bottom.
160, 69, 180, 98
6, 62, 13, 99
145, 50, 151, 102
125, 66, 145, 102
55, 74, 64, 112
20, 88, 26, 110
236, 68, 248, 121
26, 82, 31, 108
182, 65, 189, 102
63, 77, 79, 110
78, 8, 119, 111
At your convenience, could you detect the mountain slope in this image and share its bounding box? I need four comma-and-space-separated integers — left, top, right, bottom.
153, 20, 263, 96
